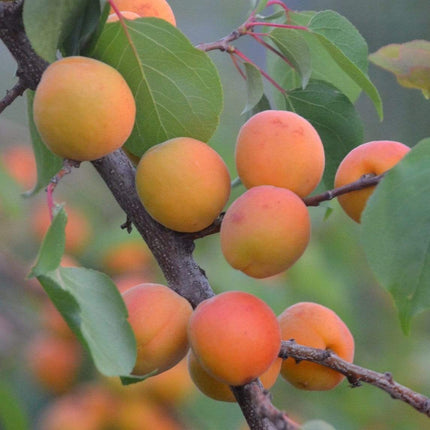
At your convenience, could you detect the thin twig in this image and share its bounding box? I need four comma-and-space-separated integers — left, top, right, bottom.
0, 80, 27, 114
46, 159, 81, 219
280, 340, 430, 418
186, 174, 386, 240
303, 173, 385, 207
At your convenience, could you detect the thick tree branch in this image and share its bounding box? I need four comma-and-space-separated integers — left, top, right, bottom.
280, 340, 430, 418
92, 150, 215, 308
0, 0, 49, 112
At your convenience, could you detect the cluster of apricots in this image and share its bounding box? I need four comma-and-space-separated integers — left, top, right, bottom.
24, 0, 414, 416
120, 283, 355, 400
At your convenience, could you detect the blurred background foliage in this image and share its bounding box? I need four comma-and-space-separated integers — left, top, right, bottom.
1, 0, 430, 429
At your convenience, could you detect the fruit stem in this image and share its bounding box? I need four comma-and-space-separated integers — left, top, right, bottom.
46, 159, 81, 220
232, 48, 286, 94
303, 173, 385, 207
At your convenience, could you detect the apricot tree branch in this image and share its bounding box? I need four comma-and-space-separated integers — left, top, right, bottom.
185, 173, 386, 240
0, 5, 287, 428
303, 173, 385, 207
232, 382, 300, 430
0, 0, 49, 112
280, 340, 430, 418
0, 80, 27, 114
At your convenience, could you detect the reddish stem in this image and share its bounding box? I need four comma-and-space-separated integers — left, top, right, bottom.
45, 159, 81, 220
249, 33, 294, 68
247, 22, 308, 31
233, 49, 286, 94
266, 0, 291, 15
46, 183, 55, 221
229, 52, 247, 80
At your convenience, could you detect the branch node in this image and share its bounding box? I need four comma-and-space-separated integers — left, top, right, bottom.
121, 216, 133, 233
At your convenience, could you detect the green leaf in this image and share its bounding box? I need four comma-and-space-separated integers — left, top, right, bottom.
90, 18, 223, 157
61, 0, 102, 56
307, 10, 383, 119
241, 63, 264, 115
0, 382, 29, 430
120, 369, 158, 386
269, 28, 312, 89
26, 91, 63, 196
244, 93, 271, 120
284, 80, 363, 188
28, 205, 67, 278
369, 40, 430, 99
36, 268, 136, 376
273, 11, 361, 103
28, 206, 136, 376
250, 0, 269, 15
23, 0, 90, 62
362, 139, 430, 333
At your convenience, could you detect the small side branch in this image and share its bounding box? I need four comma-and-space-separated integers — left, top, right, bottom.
0, 80, 27, 114
186, 174, 386, 240
280, 340, 430, 418
303, 173, 385, 207
0, 0, 49, 104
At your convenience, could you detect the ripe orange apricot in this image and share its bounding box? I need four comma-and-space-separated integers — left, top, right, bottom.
188, 291, 281, 386
107, 11, 140, 22
278, 302, 354, 391
140, 358, 196, 405
122, 283, 192, 376
41, 300, 75, 339
1, 144, 37, 189
235, 110, 325, 198
25, 334, 82, 394
114, 397, 183, 430
109, 0, 176, 26
38, 384, 117, 430
135, 137, 231, 233
114, 273, 156, 294
33, 56, 136, 161
220, 185, 311, 279
101, 239, 155, 276
187, 349, 281, 402
334, 140, 410, 223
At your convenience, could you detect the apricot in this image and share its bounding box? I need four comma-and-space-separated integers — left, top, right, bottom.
33, 56, 136, 161
187, 349, 281, 402
107, 11, 140, 22
101, 239, 155, 276
135, 137, 231, 233
278, 302, 354, 391
122, 283, 192, 376
25, 334, 82, 394
334, 140, 410, 222
235, 110, 325, 198
38, 384, 117, 430
114, 397, 183, 430
220, 185, 311, 279
114, 273, 156, 294
31, 203, 91, 255
1, 144, 37, 189
188, 291, 281, 386
139, 358, 195, 405
41, 300, 75, 339
109, 0, 176, 26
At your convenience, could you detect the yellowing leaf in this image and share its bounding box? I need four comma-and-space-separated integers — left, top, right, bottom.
369, 40, 430, 98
